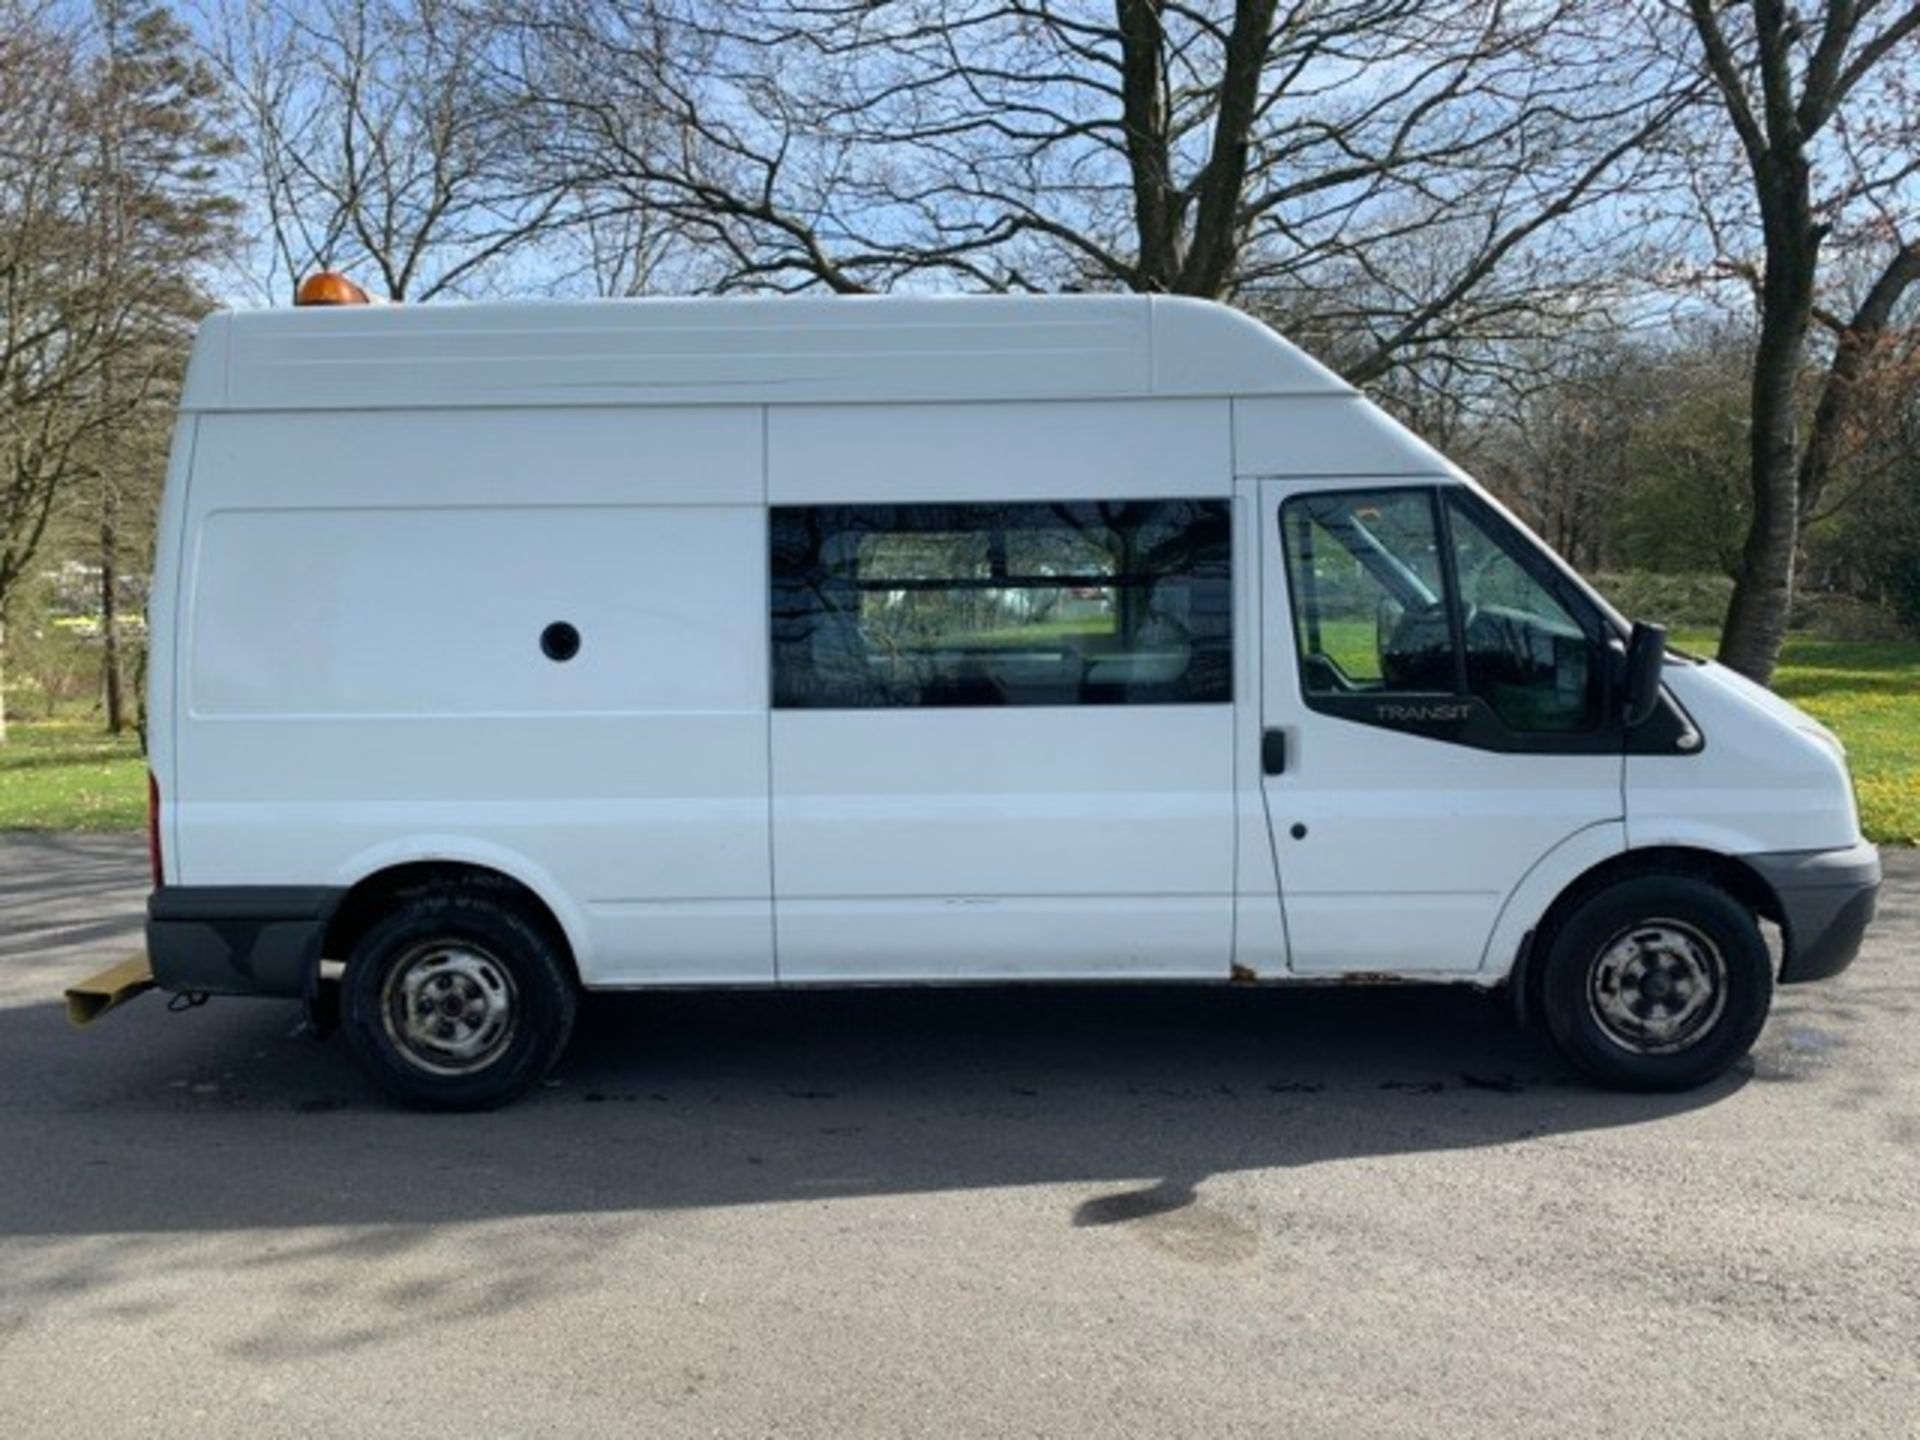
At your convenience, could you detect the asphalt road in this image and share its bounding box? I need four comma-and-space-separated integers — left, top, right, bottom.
0, 833, 1914, 1439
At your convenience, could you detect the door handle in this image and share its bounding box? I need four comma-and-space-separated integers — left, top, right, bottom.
1262, 729, 1287, 776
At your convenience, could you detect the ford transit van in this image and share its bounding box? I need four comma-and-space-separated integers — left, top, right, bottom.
126, 293, 1880, 1107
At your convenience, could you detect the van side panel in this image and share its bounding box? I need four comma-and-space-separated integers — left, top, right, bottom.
767, 399, 1237, 982
184, 295, 1350, 415
175, 408, 773, 985
1232, 395, 1451, 478
772, 708, 1236, 981
768, 398, 1229, 505
147, 417, 199, 882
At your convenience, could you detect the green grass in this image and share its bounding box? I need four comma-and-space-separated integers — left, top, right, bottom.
1, 633, 1913, 842
1676, 632, 1920, 847
0, 719, 147, 831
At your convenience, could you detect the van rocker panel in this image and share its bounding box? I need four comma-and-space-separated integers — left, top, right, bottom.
147, 887, 343, 998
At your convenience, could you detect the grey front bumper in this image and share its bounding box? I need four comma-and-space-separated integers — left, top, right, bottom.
1747, 842, 1881, 984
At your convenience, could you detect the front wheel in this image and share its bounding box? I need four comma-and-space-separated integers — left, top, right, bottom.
1540, 873, 1772, 1091
341, 887, 577, 1110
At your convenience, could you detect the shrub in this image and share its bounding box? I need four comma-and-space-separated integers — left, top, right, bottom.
1592, 572, 1912, 642
1591, 572, 1734, 630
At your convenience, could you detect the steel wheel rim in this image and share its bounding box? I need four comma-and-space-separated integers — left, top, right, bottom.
380, 941, 520, 1076
1587, 917, 1728, 1056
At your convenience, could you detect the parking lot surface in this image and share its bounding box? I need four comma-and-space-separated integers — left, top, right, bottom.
1, 833, 1914, 1438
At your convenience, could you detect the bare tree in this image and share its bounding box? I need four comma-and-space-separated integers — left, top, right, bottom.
1461, 335, 1653, 573
0, 2, 233, 740
215, 0, 566, 301
512, 0, 1695, 380
557, 203, 687, 297
1678, 0, 1920, 681
83, 2, 237, 733
1, 6, 105, 742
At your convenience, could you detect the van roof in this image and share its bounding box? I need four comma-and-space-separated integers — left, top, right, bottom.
180, 294, 1353, 413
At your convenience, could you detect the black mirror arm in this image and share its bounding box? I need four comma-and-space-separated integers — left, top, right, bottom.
1621, 621, 1669, 728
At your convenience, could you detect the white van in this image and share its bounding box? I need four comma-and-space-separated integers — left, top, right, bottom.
123, 293, 1879, 1108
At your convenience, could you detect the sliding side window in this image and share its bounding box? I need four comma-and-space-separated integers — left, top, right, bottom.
771, 500, 1232, 708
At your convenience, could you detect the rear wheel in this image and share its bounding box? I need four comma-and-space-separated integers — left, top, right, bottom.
1540, 873, 1771, 1091
341, 887, 576, 1110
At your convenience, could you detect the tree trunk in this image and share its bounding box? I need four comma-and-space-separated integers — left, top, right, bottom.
1115, 0, 1178, 289
1717, 212, 1818, 685
97, 12, 127, 738
1177, 0, 1279, 297
1796, 246, 1920, 524
1717, 318, 1806, 682
101, 484, 126, 734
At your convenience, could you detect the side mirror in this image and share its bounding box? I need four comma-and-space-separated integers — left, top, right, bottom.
1621, 621, 1668, 727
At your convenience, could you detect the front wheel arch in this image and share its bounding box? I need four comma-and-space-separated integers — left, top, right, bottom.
1509, 846, 1782, 1028
1535, 870, 1773, 1090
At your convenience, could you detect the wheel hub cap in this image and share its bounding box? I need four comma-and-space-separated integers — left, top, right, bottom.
1588, 919, 1728, 1056
381, 943, 519, 1076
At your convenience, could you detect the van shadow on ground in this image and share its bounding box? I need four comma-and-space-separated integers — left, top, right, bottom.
1, 981, 1739, 1238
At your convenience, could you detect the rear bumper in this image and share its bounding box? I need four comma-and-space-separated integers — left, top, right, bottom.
147, 887, 344, 998
1746, 842, 1881, 984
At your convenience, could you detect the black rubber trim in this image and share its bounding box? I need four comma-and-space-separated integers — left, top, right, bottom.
1780, 886, 1879, 983
147, 886, 345, 998
149, 886, 340, 923
1744, 843, 1882, 984
1505, 928, 1539, 1030
1626, 685, 1705, 757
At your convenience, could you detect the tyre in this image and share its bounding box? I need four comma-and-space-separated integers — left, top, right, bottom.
340, 886, 577, 1110
1539, 872, 1772, 1091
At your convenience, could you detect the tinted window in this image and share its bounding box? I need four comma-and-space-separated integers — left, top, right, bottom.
1281, 490, 1455, 696
1280, 487, 1605, 737
1446, 495, 1601, 731
772, 500, 1232, 708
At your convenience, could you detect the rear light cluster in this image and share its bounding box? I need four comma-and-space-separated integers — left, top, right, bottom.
147, 771, 164, 889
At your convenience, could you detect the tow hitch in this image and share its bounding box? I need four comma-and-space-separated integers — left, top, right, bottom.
64, 954, 157, 1026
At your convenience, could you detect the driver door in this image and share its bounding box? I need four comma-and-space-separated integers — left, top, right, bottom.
1256, 479, 1624, 975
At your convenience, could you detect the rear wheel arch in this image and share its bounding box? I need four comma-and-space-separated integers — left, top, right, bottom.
323, 861, 581, 987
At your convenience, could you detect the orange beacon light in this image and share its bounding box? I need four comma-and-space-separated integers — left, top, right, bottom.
294, 271, 372, 307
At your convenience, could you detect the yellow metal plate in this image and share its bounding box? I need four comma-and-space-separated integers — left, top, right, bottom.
64, 953, 156, 1027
